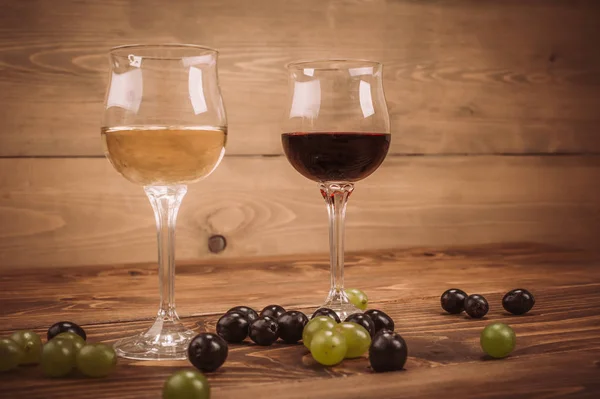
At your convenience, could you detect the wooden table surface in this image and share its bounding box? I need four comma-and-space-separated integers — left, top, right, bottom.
1, 243, 599, 398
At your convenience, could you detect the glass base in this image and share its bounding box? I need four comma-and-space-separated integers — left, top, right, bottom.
323, 289, 362, 321
113, 316, 197, 361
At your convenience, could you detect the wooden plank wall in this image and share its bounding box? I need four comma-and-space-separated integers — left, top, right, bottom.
1, 0, 599, 268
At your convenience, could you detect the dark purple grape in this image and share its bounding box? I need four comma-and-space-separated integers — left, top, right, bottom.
502, 289, 535, 315
464, 294, 489, 318
364, 309, 394, 334
344, 313, 375, 337
276, 311, 308, 344
227, 306, 258, 323
249, 317, 279, 346
260, 305, 286, 319
311, 308, 341, 323
188, 333, 228, 372
369, 330, 408, 372
47, 321, 87, 341
216, 312, 249, 343
227, 306, 258, 324
441, 288, 468, 314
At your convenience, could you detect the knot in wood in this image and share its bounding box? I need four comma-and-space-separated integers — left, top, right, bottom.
208, 235, 227, 254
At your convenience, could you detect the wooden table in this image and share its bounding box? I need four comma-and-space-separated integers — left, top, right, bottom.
1, 243, 599, 398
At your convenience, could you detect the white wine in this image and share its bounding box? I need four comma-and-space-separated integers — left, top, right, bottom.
101, 126, 226, 185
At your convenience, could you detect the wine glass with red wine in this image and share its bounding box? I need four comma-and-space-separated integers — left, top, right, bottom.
281, 60, 391, 319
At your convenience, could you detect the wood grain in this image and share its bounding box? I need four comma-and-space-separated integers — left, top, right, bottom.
1, 156, 600, 268
1, 244, 599, 398
1, 0, 599, 156
1, 242, 597, 329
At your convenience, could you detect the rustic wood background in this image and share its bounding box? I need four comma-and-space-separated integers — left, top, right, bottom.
1, 0, 600, 268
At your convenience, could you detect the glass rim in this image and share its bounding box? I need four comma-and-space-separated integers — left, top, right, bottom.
109, 43, 219, 59
286, 59, 382, 70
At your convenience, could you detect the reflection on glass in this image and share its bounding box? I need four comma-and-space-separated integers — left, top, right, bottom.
188, 66, 208, 115
106, 68, 143, 112
290, 80, 321, 119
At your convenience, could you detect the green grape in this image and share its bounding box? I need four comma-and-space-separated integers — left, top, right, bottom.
310, 329, 347, 366
345, 288, 368, 310
163, 369, 210, 399
55, 332, 85, 352
335, 322, 371, 358
302, 316, 337, 349
76, 343, 117, 378
9, 330, 42, 365
41, 338, 76, 377
480, 323, 516, 359
0, 338, 24, 372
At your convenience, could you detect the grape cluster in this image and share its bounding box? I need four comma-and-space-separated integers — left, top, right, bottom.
214, 305, 308, 347
441, 288, 535, 318
0, 321, 116, 378
187, 304, 310, 377
304, 305, 407, 372
181, 304, 315, 396
205, 290, 407, 373
441, 288, 534, 359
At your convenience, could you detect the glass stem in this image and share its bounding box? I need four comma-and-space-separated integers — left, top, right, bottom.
320, 182, 354, 301
145, 185, 187, 323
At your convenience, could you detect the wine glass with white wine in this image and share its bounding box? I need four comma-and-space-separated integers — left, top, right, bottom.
101, 44, 227, 360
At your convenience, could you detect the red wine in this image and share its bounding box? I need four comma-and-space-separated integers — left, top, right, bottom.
282, 132, 391, 182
